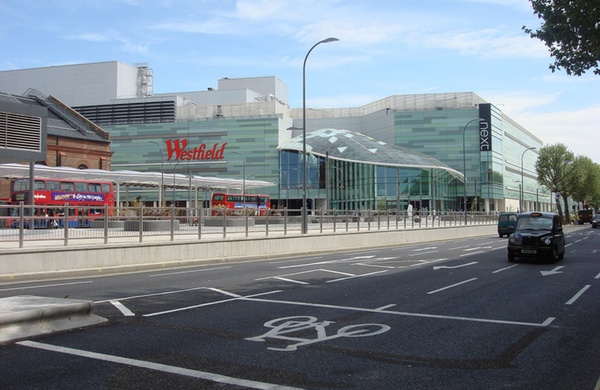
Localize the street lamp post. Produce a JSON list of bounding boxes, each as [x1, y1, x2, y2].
[[520, 146, 537, 212], [148, 141, 164, 206], [462, 118, 486, 225], [302, 37, 339, 234]]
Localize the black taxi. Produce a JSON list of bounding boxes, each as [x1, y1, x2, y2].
[[507, 212, 565, 262]]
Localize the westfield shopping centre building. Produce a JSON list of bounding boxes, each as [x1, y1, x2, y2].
[[0, 61, 550, 213]]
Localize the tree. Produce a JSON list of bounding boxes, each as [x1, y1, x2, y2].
[[523, 0, 600, 76], [535, 144, 574, 223], [566, 156, 600, 210]]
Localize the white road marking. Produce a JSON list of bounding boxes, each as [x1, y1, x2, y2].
[[0, 280, 93, 292], [409, 251, 438, 256], [139, 287, 554, 327], [109, 300, 135, 316], [95, 286, 209, 304], [493, 264, 519, 273], [17, 340, 302, 390], [278, 256, 375, 269], [326, 270, 388, 283], [409, 258, 448, 267], [460, 251, 484, 257], [565, 285, 591, 305], [427, 278, 478, 294], [143, 290, 282, 317], [149, 266, 231, 277], [272, 277, 309, 285], [433, 262, 477, 270]]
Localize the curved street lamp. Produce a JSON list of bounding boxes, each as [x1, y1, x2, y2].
[[520, 146, 537, 212], [302, 37, 339, 234], [462, 118, 486, 224]]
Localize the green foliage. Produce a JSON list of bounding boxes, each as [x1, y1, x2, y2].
[[524, 0, 600, 76], [535, 143, 574, 222]]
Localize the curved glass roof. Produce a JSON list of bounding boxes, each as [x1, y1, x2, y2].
[[279, 128, 464, 180]]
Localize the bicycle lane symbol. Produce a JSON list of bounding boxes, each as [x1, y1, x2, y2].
[[245, 316, 391, 351]]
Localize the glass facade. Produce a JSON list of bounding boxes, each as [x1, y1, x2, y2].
[[104, 117, 281, 203], [279, 128, 462, 212]]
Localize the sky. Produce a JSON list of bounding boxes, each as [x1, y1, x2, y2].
[[1, 0, 598, 163]]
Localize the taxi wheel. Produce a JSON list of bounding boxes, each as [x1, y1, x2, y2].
[[550, 248, 559, 262]]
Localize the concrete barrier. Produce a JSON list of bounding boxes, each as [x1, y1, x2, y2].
[[0, 225, 496, 282], [0, 296, 107, 343]]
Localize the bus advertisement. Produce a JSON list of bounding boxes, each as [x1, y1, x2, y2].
[[9, 177, 116, 228], [211, 192, 271, 216]]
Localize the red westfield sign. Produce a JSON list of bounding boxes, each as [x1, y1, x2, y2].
[[164, 139, 227, 161]]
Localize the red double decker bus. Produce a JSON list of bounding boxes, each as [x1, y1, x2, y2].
[[9, 177, 115, 228], [211, 192, 271, 216]]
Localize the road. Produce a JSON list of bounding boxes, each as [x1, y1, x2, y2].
[[1, 226, 599, 389]]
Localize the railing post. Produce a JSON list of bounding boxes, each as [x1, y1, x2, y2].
[[198, 206, 202, 240], [284, 208, 288, 235], [18, 202, 24, 248], [63, 203, 69, 246], [104, 203, 108, 244], [319, 208, 323, 233], [265, 211, 269, 237], [170, 204, 175, 241], [222, 210, 226, 239], [138, 204, 143, 243], [245, 207, 249, 238]]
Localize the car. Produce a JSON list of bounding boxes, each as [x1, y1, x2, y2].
[[592, 214, 600, 228], [497, 212, 518, 237], [507, 212, 565, 262]]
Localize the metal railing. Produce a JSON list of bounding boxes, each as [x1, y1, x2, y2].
[[0, 205, 497, 249]]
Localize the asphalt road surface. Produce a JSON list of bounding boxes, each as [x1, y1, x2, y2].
[[1, 225, 599, 389]]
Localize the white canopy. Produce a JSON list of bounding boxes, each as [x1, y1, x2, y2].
[[0, 163, 275, 205]]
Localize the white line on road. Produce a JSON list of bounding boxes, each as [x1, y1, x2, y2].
[[149, 266, 232, 277], [460, 251, 484, 257], [0, 280, 93, 292], [427, 278, 478, 294], [109, 300, 135, 316], [17, 341, 302, 390], [493, 264, 519, 273], [565, 285, 591, 305], [433, 262, 477, 270], [272, 277, 309, 285]]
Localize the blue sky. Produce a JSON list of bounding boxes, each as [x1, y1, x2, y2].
[[1, 0, 598, 163]]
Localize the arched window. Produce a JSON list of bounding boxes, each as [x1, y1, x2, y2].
[[78, 164, 88, 169]]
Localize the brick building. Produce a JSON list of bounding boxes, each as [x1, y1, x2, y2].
[[0, 90, 112, 199]]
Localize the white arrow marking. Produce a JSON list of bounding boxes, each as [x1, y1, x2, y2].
[[540, 266, 564, 276], [433, 262, 478, 270]]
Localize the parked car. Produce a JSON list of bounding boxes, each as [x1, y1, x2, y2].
[[592, 214, 600, 228], [497, 212, 518, 238], [507, 212, 565, 262]]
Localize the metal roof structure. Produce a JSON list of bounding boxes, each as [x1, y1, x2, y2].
[[278, 128, 465, 180]]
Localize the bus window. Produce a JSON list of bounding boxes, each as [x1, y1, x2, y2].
[[46, 180, 60, 191], [89, 183, 102, 192], [75, 182, 87, 192], [34, 180, 45, 190], [60, 182, 75, 191], [213, 195, 224, 201], [101, 183, 111, 192], [13, 179, 27, 191]]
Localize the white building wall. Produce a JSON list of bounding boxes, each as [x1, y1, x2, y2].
[[0, 61, 140, 106]]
